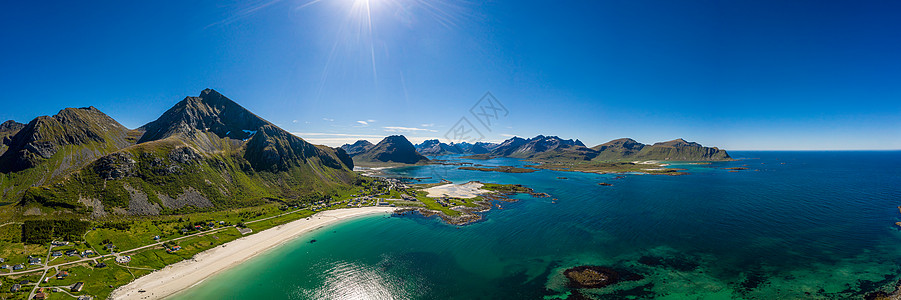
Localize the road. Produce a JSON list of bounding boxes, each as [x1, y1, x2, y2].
[[0, 204, 322, 277]]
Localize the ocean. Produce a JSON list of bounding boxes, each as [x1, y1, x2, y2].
[[171, 151, 901, 299]]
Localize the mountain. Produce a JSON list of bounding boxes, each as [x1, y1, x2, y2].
[[624, 138, 731, 161], [4, 89, 357, 215], [0, 107, 134, 177], [415, 139, 463, 155], [467, 143, 491, 154], [590, 138, 646, 161], [490, 136, 529, 157], [0, 120, 25, 156], [490, 135, 593, 160], [471, 142, 497, 153], [137, 89, 270, 150], [353, 135, 429, 165], [339, 140, 374, 156], [485, 135, 731, 162]]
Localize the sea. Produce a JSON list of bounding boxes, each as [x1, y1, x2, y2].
[[171, 151, 901, 299]]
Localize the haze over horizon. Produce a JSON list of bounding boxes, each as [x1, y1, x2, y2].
[[1, 1, 899, 150]]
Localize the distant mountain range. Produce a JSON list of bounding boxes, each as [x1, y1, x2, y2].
[[412, 140, 495, 156], [0, 89, 356, 216], [477, 135, 731, 162], [343, 135, 729, 165]]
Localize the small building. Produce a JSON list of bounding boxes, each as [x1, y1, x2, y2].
[[51, 241, 69, 246], [166, 245, 182, 253], [51, 251, 62, 257], [0, 264, 8, 269], [12, 264, 24, 270], [153, 235, 160, 241], [77, 296, 93, 300], [105, 244, 115, 250], [95, 262, 106, 268], [10, 283, 20, 292], [65, 250, 77, 256], [28, 257, 41, 265], [72, 282, 84, 292], [19, 280, 29, 285], [34, 291, 47, 299], [0, 257, 4, 262], [57, 271, 69, 279], [82, 250, 95, 257]]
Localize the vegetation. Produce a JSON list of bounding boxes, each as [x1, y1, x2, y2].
[[21, 219, 91, 244]]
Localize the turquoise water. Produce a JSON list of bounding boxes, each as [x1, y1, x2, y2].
[[172, 151, 901, 299]]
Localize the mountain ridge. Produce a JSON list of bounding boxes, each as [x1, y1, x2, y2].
[[1, 89, 358, 217], [351, 135, 429, 165]]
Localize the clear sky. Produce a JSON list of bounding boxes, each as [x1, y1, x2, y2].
[[1, 1, 899, 150]]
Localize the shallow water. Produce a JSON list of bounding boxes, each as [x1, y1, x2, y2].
[[172, 151, 901, 299]]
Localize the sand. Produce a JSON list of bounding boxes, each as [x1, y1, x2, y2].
[[109, 207, 396, 300], [423, 182, 489, 198]]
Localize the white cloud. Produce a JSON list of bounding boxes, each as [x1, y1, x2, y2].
[[356, 120, 369, 126], [367, 119, 376, 123], [383, 126, 438, 132], [292, 120, 298, 123], [500, 134, 518, 137], [322, 118, 334, 122], [421, 123, 435, 127]]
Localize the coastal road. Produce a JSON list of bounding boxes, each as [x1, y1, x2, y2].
[[0, 205, 322, 277]]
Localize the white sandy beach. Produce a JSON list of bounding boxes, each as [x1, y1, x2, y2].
[[110, 207, 396, 300], [423, 182, 488, 198]]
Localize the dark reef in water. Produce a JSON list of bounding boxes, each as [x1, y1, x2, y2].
[[563, 266, 644, 289], [564, 266, 619, 288]]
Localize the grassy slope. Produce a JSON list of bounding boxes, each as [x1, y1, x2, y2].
[[16, 135, 357, 216]]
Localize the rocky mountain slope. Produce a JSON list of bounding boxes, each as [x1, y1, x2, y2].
[[2, 89, 357, 217], [0, 120, 25, 156], [489, 135, 591, 160], [415, 139, 463, 155], [351, 135, 428, 165], [339, 140, 375, 156], [623, 138, 731, 161]]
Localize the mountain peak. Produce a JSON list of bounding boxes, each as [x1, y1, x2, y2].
[[340, 140, 375, 156], [138, 89, 270, 144], [354, 135, 428, 164], [654, 138, 701, 147], [0, 106, 130, 173]]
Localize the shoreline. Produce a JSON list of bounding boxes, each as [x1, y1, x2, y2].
[[109, 207, 397, 300]]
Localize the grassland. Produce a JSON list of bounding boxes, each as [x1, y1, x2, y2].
[[0, 176, 381, 300]]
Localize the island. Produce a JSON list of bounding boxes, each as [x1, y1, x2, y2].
[[390, 181, 545, 225]]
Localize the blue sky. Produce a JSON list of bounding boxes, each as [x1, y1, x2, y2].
[[1, 0, 899, 150]]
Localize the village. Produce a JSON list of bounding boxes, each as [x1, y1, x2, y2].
[[0, 175, 443, 300]]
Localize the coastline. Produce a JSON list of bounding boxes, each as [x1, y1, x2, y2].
[[109, 207, 397, 300]]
